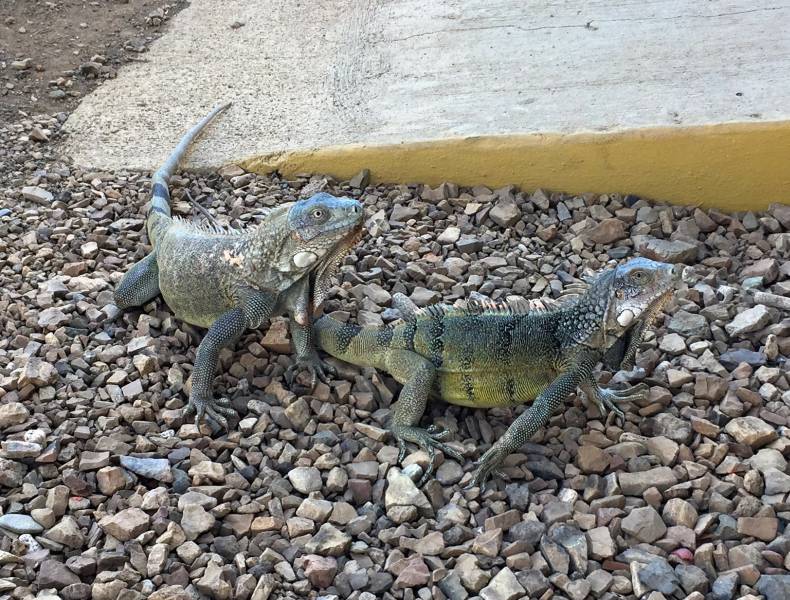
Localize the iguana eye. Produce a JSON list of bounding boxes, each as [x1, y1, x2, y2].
[[312, 208, 325, 219], [632, 270, 646, 282]]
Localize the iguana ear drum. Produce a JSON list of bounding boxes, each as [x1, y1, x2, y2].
[[293, 251, 318, 268]]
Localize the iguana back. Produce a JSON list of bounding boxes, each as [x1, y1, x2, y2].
[[317, 302, 563, 408]]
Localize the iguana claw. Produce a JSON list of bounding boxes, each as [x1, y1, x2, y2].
[[584, 382, 648, 424], [465, 443, 510, 490], [391, 424, 464, 486], [285, 353, 336, 390], [184, 393, 237, 431]]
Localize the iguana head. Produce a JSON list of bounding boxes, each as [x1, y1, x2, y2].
[[575, 257, 677, 350], [267, 192, 364, 311]]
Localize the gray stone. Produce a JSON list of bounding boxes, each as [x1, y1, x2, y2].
[[711, 572, 738, 600], [44, 516, 85, 548], [98, 507, 150, 541], [479, 567, 525, 600], [0, 402, 30, 428], [37, 559, 80, 589], [119, 456, 173, 482], [725, 416, 777, 448], [489, 201, 521, 228], [287, 466, 322, 493], [725, 304, 771, 336], [180, 504, 215, 540], [638, 559, 679, 594], [517, 570, 549, 597], [667, 310, 708, 337], [550, 524, 587, 574], [756, 575, 790, 600], [438, 572, 469, 600], [21, 186, 54, 204], [619, 466, 678, 495], [621, 507, 666, 543], [675, 564, 709, 595], [719, 349, 765, 369], [640, 237, 698, 263], [763, 468, 790, 494], [305, 523, 351, 556], [0, 514, 44, 534]]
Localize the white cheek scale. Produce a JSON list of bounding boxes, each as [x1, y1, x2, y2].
[[293, 251, 318, 268], [617, 308, 638, 327]]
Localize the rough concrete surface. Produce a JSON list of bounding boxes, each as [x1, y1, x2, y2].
[[61, 0, 790, 172]]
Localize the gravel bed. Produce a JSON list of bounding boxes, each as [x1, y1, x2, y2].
[[1, 113, 789, 600]]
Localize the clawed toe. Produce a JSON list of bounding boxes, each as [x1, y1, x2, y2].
[[184, 395, 237, 432], [285, 356, 335, 389], [612, 383, 648, 399], [392, 424, 464, 485], [464, 445, 508, 490], [595, 391, 628, 423]]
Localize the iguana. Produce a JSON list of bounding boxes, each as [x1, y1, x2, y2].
[[315, 257, 678, 486], [114, 103, 365, 429]]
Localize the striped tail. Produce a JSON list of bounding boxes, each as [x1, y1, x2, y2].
[[147, 102, 232, 242], [314, 315, 393, 370]]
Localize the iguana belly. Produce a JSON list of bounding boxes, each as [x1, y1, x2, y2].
[[437, 367, 558, 408], [157, 229, 236, 328]]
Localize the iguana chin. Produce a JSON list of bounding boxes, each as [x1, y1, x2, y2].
[[114, 104, 364, 429], [315, 257, 678, 487]]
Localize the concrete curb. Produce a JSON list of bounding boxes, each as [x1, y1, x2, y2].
[[240, 121, 790, 211]]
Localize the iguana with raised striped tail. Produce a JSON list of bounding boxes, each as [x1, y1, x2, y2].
[[114, 103, 365, 429], [315, 257, 678, 486]]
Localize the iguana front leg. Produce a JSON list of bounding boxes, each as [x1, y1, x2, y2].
[[286, 319, 336, 388], [468, 358, 594, 488], [386, 350, 464, 485], [184, 287, 274, 430], [281, 277, 336, 389]]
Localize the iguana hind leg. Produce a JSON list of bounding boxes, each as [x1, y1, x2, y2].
[[114, 252, 160, 309], [385, 350, 463, 485]]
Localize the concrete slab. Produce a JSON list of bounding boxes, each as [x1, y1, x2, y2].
[[61, 0, 790, 209]]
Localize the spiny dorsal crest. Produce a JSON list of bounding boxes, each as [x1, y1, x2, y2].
[[412, 295, 563, 320], [171, 216, 243, 236]]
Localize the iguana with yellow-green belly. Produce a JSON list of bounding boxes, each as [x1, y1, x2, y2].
[[315, 257, 678, 486]]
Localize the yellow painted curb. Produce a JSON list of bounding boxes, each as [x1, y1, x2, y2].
[[240, 121, 790, 211]]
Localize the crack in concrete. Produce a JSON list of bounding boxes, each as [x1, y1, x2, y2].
[[377, 5, 790, 44]]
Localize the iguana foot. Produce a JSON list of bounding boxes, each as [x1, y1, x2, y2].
[[465, 443, 510, 490], [285, 353, 336, 390], [391, 424, 464, 486], [183, 393, 237, 431], [590, 383, 648, 422], [611, 382, 649, 400]]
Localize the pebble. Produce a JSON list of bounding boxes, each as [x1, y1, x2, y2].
[[119, 456, 173, 482], [0, 514, 44, 534]]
